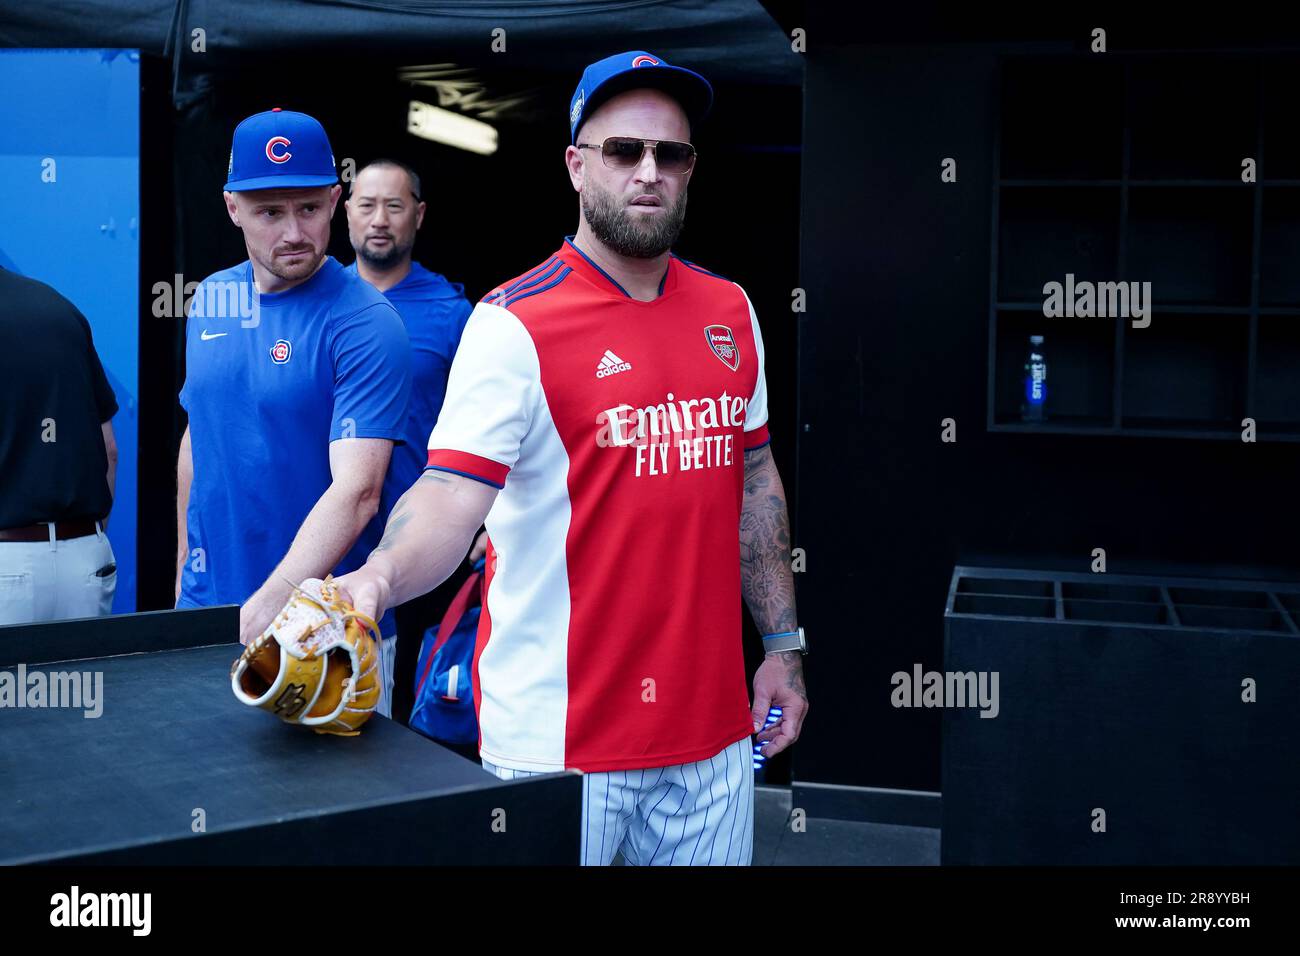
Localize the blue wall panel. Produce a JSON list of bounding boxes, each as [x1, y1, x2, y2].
[[0, 49, 141, 612]]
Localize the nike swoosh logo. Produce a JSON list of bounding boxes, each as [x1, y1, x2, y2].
[[200, 330, 228, 341]]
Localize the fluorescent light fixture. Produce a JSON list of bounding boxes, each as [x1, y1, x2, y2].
[[407, 99, 498, 155]]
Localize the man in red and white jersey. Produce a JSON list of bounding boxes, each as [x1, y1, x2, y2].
[[338, 50, 807, 865]]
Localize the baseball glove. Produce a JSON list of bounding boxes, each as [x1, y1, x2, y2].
[[230, 576, 382, 736]]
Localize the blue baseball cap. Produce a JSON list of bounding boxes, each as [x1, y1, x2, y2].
[[569, 51, 713, 144], [224, 108, 338, 192]]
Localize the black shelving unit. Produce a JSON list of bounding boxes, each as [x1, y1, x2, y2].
[[988, 54, 1300, 441], [942, 566, 1300, 865]]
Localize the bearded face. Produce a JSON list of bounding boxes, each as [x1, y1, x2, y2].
[[231, 186, 337, 285], [580, 175, 688, 259]]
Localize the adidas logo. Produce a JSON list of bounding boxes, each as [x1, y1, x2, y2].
[[596, 349, 632, 378]]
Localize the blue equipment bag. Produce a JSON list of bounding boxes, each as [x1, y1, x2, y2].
[[410, 557, 485, 745]]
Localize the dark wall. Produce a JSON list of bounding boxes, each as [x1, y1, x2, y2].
[[137, 54, 180, 612], [795, 41, 1299, 793]]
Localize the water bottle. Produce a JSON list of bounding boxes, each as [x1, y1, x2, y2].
[[753, 706, 783, 781], [1022, 334, 1048, 422]]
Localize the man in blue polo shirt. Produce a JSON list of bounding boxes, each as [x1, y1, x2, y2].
[[343, 158, 482, 723], [176, 109, 411, 715], [343, 158, 472, 522]]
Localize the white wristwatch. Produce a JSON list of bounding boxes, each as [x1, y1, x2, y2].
[[762, 626, 807, 655]]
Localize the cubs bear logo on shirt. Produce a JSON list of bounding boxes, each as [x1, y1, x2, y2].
[[270, 338, 292, 364]]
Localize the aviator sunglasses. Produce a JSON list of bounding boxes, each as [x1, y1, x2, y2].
[[576, 136, 698, 174]]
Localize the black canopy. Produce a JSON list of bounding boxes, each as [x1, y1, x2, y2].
[[1, 0, 801, 105]]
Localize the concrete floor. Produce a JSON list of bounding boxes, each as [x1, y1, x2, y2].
[[612, 785, 941, 866], [751, 785, 941, 866]]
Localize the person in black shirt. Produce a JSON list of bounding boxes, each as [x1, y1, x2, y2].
[[0, 267, 119, 624]]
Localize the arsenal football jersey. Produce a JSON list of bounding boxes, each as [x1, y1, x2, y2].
[[426, 237, 771, 773]]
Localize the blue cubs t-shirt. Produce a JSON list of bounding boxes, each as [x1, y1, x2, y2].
[[345, 260, 472, 515], [178, 256, 411, 633]]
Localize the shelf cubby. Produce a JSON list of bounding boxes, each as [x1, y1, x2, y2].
[[1126, 188, 1253, 307], [1259, 186, 1300, 305], [1127, 58, 1258, 180], [997, 187, 1120, 302], [999, 58, 1124, 180], [1255, 315, 1300, 430], [993, 311, 1114, 427], [1121, 313, 1249, 428], [989, 53, 1300, 442]]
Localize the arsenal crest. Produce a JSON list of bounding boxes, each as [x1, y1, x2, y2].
[[704, 325, 739, 371]]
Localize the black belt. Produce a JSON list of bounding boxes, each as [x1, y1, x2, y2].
[[0, 521, 99, 543]]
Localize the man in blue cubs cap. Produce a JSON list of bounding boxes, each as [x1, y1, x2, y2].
[[565, 50, 713, 264], [568, 50, 714, 145], [336, 51, 807, 865], [176, 108, 412, 716]]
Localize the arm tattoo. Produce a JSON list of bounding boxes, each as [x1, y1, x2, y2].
[[373, 469, 456, 554], [373, 510, 412, 553], [740, 445, 798, 637], [769, 650, 807, 697]]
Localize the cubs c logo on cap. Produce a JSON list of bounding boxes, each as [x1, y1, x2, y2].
[[265, 137, 292, 164], [568, 51, 712, 145], [270, 339, 292, 364]]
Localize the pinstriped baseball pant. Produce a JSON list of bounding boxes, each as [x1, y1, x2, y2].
[[481, 734, 754, 866]]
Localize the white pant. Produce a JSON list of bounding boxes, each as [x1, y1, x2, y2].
[[0, 525, 116, 626], [376, 633, 396, 719], [482, 735, 754, 866]]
